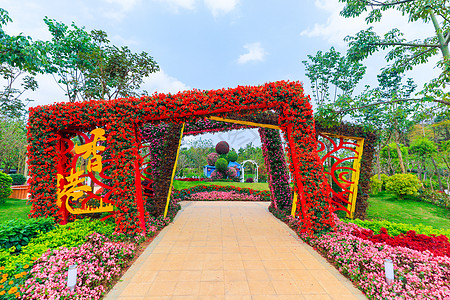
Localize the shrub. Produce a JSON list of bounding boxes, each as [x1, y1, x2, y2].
[[385, 173, 421, 199], [246, 177, 254, 183], [417, 189, 450, 208], [0, 218, 116, 274], [0, 218, 56, 251], [206, 152, 219, 166], [215, 141, 230, 154], [210, 170, 225, 180], [8, 174, 26, 186], [344, 218, 450, 238], [370, 175, 382, 195], [0, 171, 13, 201], [215, 158, 228, 172], [380, 173, 389, 190], [226, 167, 237, 178], [226, 150, 238, 162]]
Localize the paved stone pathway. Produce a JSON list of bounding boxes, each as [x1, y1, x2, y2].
[[106, 201, 367, 299]]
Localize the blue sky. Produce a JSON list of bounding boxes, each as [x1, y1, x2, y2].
[[1, 0, 440, 148]]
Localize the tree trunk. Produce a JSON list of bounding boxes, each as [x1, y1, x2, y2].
[[430, 156, 444, 191], [376, 148, 382, 192], [394, 131, 406, 174]]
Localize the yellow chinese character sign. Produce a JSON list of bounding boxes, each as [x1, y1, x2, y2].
[[56, 128, 114, 222]]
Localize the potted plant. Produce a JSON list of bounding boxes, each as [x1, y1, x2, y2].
[[8, 174, 28, 199]]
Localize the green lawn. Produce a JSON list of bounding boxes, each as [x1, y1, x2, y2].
[[173, 180, 269, 191], [0, 198, 31, 223], [367, 191, 450, 230]]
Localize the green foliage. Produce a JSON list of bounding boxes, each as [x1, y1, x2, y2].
[[385, 174, 421, 199], [344, 218, 450, 239], [0, 218, 115, 274], [42, 17, 159, 102], [0, 218, 55, 251], [369, 175, 382, 195], [380, 143, 409, 172], [380, 173, 389, 190], [226, 150, 238, 162], [340, 0, 450, 103], [410, 137, 437, 157], [0, 9, 45, 118], [0, 171, 12, 201], [417, 189, 450, 208], [0, 119, 28, 175], [8, 174, 26, 186], [302, 47, 366, 122], [215, 158, 228, 172]]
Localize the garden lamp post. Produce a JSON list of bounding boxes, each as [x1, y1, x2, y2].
[[384, 259, 394, 285], [67, 264, 78, 291]]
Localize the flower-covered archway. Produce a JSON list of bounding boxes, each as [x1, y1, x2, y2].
[[240, 160, 259, 182], [27, 81, 334, 235]]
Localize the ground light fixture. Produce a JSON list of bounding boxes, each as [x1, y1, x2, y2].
[[384, 259, 394, 285], [67, 264, 78, 291]]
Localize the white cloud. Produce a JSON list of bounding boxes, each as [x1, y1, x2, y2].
[[104, 0, 140, 12], [157, 0, 196, 11], [237, 42, 267, 64], [103, 0, 140, 20], [141, 69, 190, 94], [203, 0, 239, 16], [301, 0, 435, 48]]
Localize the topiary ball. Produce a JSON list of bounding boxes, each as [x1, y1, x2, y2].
[[215, 158, 228, 172], [226, 151, 238, 162], [245, 177, 254, 183], [207, 152, 219, 166], [226, 167, 237, 178], [215, 141, 230, 155], [211, 170, 225, 181]]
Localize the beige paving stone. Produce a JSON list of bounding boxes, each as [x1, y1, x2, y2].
[[245, 269, 270, 281], [271, 280, 301, 295], [105, 202, 366, 300], [201, 270, 224, 282], [173, 281, 201, 296], [199, 281, 225, 296], [247, 280, 277, 295]]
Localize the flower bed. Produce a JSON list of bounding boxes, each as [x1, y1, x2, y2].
[[189, 191, 261, 201], [0, 202, 181, 299], [270, 207, 450, 299], [21, 233, 136, 299], [172, 185, 270, 202], [175, 178, 207, 182]]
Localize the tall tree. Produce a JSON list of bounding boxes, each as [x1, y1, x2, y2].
[[43, 18, 159, 102], [302, 47, 366, 122], [340, 0, 450, 105], [0, 8, 44, 118]]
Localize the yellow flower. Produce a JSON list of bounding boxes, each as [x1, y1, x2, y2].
[[8, 286, 18, 294], [8, 280, 13, 285], [0, 278, 6, 284], [15, 291, 20, 298], [23, 265, 29, 269], [0, 284, 3, 289], [0, 290, 5, 295], [1, 273, 7, 278], [0, 266, 4, 270], [14, 274, 22, 279]]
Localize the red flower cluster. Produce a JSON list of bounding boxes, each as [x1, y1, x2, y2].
[[352, 227, 450, 257]]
